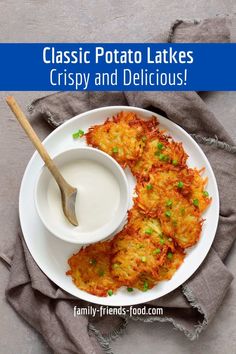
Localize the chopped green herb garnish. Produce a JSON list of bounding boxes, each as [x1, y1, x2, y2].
[[112, 147, 119, 153], [153, 248, 161, 255], [172, 220, 177, 226], [159, 153, 165, 161], [154, 151, 160, 156], [142, 136, 147, 142], [172, 159, 178, 166], [112, 263, 119, 269], [203, 191, 209, 197], [89, 259, 97, 265], [143, 281, 149, 292], [98, 270, 105, 277], [107, 290, 113, 296], [127, 287, 133, 292], [160, 239, 165, 245], [166, 199, 173, 207], [165, 210, 171, 217], [145, 228, 153, 235], [157, 142, 164, 150], [180, 208, 185, 215], [159, 153, 169, 161], [141, 256, 147, 263], [163, 155, 169, 162], [167, 252, 173, 260], [72, 129, 84, 139], [177, 181, 184, 188], [146, 184, 153, 191], [193, 198, 199, 207]]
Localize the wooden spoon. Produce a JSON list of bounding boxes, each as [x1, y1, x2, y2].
[[6, 96, 78, 226]]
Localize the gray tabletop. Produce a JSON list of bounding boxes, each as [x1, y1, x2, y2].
[[0, 1, 236, 353]]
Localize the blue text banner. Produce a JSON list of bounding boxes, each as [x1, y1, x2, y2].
[[0, 43, 235, 91]]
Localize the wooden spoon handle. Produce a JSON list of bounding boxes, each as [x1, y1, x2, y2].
[[6, 96, 66, 188]]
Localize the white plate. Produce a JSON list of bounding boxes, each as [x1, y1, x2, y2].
[[19, 106, 219, 306]]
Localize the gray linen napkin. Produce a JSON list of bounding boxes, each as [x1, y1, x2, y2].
[[3, 18, 236, 354]]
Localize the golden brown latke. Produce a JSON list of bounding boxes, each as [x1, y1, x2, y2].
[[132, 247, 185, 290], [140, 167, 194, 197], [131, 272, 157, 292], [116, 207, 177, 291], [127, 206, 175, 252], [149, 166, 211, 211], [86, 111, 158, 168], [159, 191, 203, 248], [157, 247, 185, 281], [131, 130, 188, 178], [135, 180, 203, 248], [67, 241, 120, 297], [134, 166, 210, 215], [111, 228, 168, 285], [189, 168, 211, 213]]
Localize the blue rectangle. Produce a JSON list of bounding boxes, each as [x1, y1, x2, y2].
[[0, 43, 235, 91]]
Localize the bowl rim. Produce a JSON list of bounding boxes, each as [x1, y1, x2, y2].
[[34, 146, 129, 244]]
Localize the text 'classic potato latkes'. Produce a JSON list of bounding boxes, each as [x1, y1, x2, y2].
[[67, 111, 211, 296]]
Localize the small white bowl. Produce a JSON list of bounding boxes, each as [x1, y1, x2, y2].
[[35, 147, 129, 244]]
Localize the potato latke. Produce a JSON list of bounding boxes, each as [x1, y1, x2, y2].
[[67, 111, 211, 296], [86, 111, 158, 168], [67, 241, 120, 297], [111, 228, 168, 284], [131, 130, 188, 178]]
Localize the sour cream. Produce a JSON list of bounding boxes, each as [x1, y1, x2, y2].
[[46, 159, 121, 233]]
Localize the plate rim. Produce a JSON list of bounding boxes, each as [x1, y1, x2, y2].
[[19, 105, 220, 306]]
